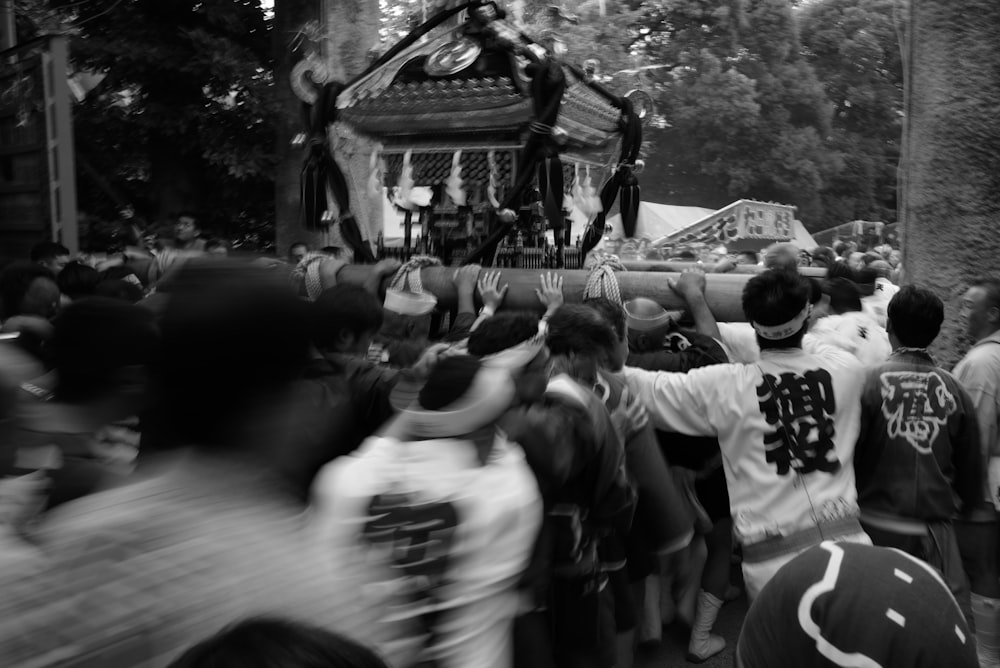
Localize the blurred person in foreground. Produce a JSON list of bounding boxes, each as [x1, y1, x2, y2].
[[168, 617, 389, 668], [1, 297, 158, 539], [853, 286, 980, 625], [623, 269, 871, 601], [0, 263, 62, 486], [0, 262, 61, 362], [954, 277, 1000, 667], [312, 355, 542, 668], [0, 260, 382, 667], [736, 541, 977, 667]]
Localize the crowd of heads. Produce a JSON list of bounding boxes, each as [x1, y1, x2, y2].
[[1, 226, 995, 668]]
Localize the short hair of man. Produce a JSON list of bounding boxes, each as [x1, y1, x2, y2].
[[886, 285, 943, 349], [584, 297, 626, 340], [57, 261, 101, 300], [0, 261, 56, 319], [51, 297, 159, 402], [546, 304, 617, 359], [310, 285, 384, 350], [30, 241, 69, 263], [824, 278, 862, 314], [166, 616, 390, 668], [809, 247, 836, 269], [826, 262, 856, 282], [419, 355, 480, 410], [742, 269, 812, 349], [467, 311, 540, 357], [969, 277, 1000, 312]]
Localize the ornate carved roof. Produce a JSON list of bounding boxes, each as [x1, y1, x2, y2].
[[335, 5, 625, 157]]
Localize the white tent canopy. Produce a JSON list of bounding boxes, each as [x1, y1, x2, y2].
[[604, 202, 716, 241], [788, 219, 819, 250]]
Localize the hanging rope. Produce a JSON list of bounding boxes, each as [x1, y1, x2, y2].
[[582, 256, 626, 304], [388, 255, 443, 294]]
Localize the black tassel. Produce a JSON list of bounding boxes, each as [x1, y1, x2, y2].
[[620, 169, 640, 239], [539, 156, 564, 233], [580, 223, 603, 257]]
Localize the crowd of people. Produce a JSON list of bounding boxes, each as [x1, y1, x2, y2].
[[0, 220, 995, 668]]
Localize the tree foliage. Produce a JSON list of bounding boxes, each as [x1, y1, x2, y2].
[[16, 0, 278, 250], [798, 0, 903, 228], [12, 0, 901, 248]]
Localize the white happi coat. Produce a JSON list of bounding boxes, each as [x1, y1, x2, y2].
[[805, 311, 892, 367], [623, 340, 865, 546], [311, 434, 541, 668]]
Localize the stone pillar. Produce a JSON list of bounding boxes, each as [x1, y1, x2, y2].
[[274, 0, 381, 257], [901, 0, 1000, 365]]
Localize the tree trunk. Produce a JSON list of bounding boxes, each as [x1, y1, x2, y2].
[[325, 0, 381, 255], [274, 0, 322, 257], [901, 0, 1000, 366], [274, 0, 381, 258]]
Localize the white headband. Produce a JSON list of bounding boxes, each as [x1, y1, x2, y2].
[[384, 288, 437, 316], [624, 300, 684, 333], [400, 366, 516, 438], [752, 303, 811, 340]]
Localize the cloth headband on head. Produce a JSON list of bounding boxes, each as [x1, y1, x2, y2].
[[384, 288, 437, 316], [480, 321, 547, 372], [752, 303, 811, 340], [400, 366, 516, 439], [624, 305, 683, 332]]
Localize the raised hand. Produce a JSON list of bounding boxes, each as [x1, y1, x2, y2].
[[477, 270, 509, 312], [535, 272, 565, 317]]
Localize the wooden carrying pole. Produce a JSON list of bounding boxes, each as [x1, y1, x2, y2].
[[337, 265, 765, 322], [618, 261, 827, 278]]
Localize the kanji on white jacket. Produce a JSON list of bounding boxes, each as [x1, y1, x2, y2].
[[805, 311, 892, 367], [861, 278, 900, 328], [311, 434, 542, 668], [623, 343, 865, 547]]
